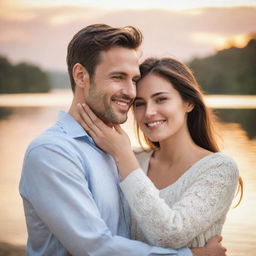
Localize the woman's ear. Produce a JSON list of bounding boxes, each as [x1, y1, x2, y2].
[[186, 101, 194, 113], [73, 63, 90, 89]]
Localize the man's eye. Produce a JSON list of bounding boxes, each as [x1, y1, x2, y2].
[[112, 76, 122, 80]]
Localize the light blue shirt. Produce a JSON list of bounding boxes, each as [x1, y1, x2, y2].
[[19, 111, 191, 256]]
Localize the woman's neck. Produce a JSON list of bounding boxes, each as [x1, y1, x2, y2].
[[156, 127, 203, 165]]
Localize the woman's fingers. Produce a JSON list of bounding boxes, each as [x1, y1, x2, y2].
[[207, 235, 223, 244], [77, 103, 132, 158], [78, 103, 98, 131], [113, 124, 126, 135], [82, 103, 110, 131], [77, 104, 98, 137], [113, 124, 122, 133]]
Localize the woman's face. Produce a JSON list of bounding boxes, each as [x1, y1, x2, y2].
[[133, 73, 192, 143]]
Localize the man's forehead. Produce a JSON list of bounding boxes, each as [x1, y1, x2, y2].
[[100, 46, 139, 62], [97, 47, 140, 74]]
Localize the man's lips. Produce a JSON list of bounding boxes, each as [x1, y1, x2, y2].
[[113, 100, 129, 106], [112, 97, 133, 108]]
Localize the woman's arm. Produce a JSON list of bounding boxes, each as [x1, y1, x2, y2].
[[120, 157, 239, 248]]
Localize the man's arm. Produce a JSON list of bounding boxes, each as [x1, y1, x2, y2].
[[191, 236, 227, 256], [20, 142, 191, 256]]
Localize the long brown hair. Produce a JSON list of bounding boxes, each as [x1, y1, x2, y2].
[[134, 57, 243, 206], [136, 57, 219, 152]]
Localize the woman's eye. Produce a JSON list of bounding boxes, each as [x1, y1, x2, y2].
[[156, 97, 168, 103], [133, 101, 145, 107]]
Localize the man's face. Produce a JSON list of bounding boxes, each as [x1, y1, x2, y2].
[[86, 46, 140, 125]]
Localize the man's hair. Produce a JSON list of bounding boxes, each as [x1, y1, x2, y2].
[[66, 24, 143, 92]]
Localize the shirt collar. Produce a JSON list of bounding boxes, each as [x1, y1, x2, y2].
[[56, 111, 94, 144]]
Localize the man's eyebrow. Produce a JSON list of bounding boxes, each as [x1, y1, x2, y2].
[[109, 72, 141, 81], [109, 71, 127, 76]]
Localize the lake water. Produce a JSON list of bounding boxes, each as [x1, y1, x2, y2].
[[0, 91, 255, 255]]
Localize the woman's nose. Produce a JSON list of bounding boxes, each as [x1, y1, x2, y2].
[[145, 103, 157, 117]]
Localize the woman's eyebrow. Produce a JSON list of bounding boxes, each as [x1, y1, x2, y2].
[[152, 92, 169, 97], [135, 92, 169, 101]]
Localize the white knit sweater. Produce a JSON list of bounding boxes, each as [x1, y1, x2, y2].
[[120, 151, 239, 249]]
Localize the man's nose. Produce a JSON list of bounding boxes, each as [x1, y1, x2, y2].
[[122, 81, 136, 99]]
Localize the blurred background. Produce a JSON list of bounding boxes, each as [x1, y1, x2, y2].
[[0, 0, 255, 255]]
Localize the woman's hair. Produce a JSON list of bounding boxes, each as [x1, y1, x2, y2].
[[135, 57, 219, 152], [134, 57, 243, 206]]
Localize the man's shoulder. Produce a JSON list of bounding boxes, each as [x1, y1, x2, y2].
[[26, 125, 76, 154]]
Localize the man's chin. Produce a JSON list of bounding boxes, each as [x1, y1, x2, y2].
[[112, 111, 129, 124], [98, 112, 127, 126], [111, 115, 128, 125]]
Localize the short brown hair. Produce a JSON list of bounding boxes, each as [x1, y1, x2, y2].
[[66, 24, 143, 92]]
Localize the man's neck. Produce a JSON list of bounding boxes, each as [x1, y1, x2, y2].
[[68, 97, 84, 123]]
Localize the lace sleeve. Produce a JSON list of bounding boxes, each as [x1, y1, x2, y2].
[[119, 157, 239, 249]]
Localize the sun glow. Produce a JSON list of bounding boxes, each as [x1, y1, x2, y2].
[[191, 32, 252, 50], [218, 34, 254, 50]]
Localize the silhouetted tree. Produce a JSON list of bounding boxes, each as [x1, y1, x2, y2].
[[0, 56, 51, 93], [188, 38, 256, 94]]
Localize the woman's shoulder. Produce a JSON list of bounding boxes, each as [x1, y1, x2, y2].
[[202, 152, 239, 177], [207, 152, 238, 166]]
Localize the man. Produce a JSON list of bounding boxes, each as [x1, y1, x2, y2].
[[19, 24, 226, 256]]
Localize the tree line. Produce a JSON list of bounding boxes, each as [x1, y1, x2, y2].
[[188, 38, 256, 94], [0, 37, 255, 94], [0, 56, 50, 93]]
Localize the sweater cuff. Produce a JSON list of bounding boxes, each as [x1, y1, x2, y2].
[[120, 168, 144, 188], [120, 168, 159, 198]]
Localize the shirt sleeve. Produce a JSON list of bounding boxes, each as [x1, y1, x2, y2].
[[20, 142, 191, 256], [120, 158, 239, 249]]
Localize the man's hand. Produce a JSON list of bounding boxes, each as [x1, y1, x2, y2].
[[191, 235, 227, 256]]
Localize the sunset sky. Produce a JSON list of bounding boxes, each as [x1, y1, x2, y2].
[[0, 0, 256, 71]]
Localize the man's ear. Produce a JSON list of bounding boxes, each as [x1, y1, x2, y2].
[[73, 63, 90, 89]]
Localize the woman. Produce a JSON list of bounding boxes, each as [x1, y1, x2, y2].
[[77, 57, 242, 249]]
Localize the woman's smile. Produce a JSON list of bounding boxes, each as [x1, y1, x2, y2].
[[145, 120, 166, 128]]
